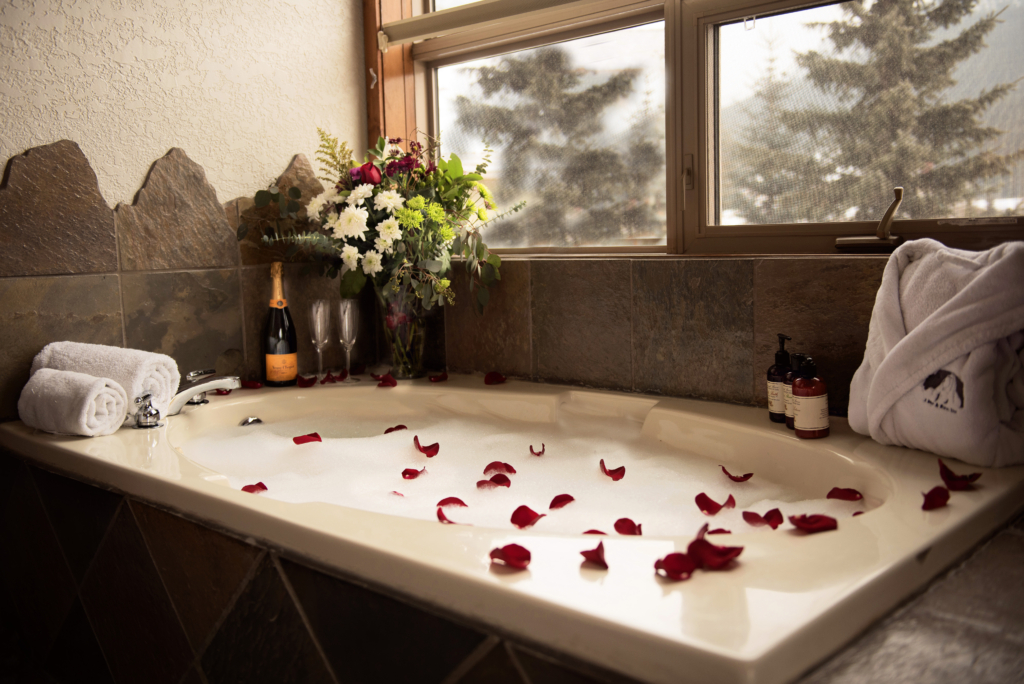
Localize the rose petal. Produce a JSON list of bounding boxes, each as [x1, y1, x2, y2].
[[377, 373, 398, 388], [707, 528, 731, 535], [852, 511, 864, 517], [490, 543, 530, 569], [510, 505, 545, 529], [390, 491, 404, 497], [484, 371, 506, 385], [370, 372, 383, 380], [530, 444, 545, 456], [336, 369, 348, 381], [414, 436, 440, 457], [655, 552, 697, 581], [580, 541, 608, 569], [241, 482, 267, 493], [696, 492, 733, 516], [215, 388, 232, 395], [297, 375, 317, 388], [614, 518, 642, 535], [293, 432, 322, 445], [477, 474, 511, 489], [437, 497, 468, 508], [320, 371, 337, 384], [583, 530, 607, 535], [384, 424, 408, 434], [549, 494, 575, 510], [429, 371, 448, 383], [402, 467, 426, 480], [724, 494, 736, 509], [687, 538, 743, 570], [938, 459, 981, 491], [827, 487, 864, 501], [437, 507, 467, 524], [483, 461, 517, 476], [922, 486, 950, 510], [240, 380, 263, 389], [599, 459, 625, 481], [721, 466, 753, 482], [743, 508, 783, 529], [789, 514, 838, 533]]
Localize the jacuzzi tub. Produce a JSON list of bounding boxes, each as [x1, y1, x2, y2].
[[2, 375, 1022, 684]]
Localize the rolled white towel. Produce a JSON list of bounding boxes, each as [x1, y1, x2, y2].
[[31, 341, 180, 424], [18, 369, 128, 437]]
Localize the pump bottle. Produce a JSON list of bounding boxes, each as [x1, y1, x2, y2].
[[767, 334, 791, 423], [793, 356, 829, 439], [784, 352, 807, 430]]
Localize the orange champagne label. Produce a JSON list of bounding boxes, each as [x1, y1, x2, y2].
[[266, 353, 297, 381], [269, 298, 288, 309]]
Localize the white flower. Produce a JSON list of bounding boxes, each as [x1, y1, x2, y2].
[[346, 183, 374, 207], [335, 206, 369, 240], [374, 236, 393, 254], [377, 217, 402, 242], [324, 211, 342, 236], [384, 139, 403, 158], [362, 250, 383, 276], [374, 189, 404, 214], [305, 190, 331, 222], [341, 244, 361, 271]]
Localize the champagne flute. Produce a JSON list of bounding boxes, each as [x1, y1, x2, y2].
[[309, 299, 331, 381], [337, 299, 360, 384]]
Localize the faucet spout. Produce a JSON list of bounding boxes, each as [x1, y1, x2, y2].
[[168, 376, 241, 415]]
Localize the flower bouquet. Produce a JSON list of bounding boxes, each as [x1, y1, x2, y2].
[[265, 130, 523, 378]]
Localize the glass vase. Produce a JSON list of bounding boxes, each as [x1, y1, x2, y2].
[[375, 282, 429, 379]]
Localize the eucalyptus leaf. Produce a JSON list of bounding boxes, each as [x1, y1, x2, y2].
[[268, 185, 280, 194], [287, 200, 301, 214], [288, 187, 302, 200], [476, 286, 489, 308], [486, 253, 502, 269], [338, 268, 366, 299], [254, 190, 272, 208], [236, 223, 249, 241], [420, 259, 442, 273]]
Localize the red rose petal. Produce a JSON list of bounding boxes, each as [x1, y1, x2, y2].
[[241, 482, 267, 493], [477, 474, 511, 489], [922, 486, 950, 510], [293, 432, 322, 445], [483, 461, 516, 476], [600, 459, 625, 481], [724, 494, 736, 509], [437, 507, 468, 524], [437, 497, 468, 508], [721, 466, 753, 482], [402, 467, 426, 480], [320, 371, 337, 384], [789, 514, 838, 533], [215, 388, 232, 395], [337, 369, 349, 381], [297, 375, 317, 388], [655, 552, 697, 581], [614, 518, 642, 535], [696, 492, 734, 516], [390, 491, 404, 497], [530, 444, 545, 456], [743, 508, 784, 529], [377, 373, 398, 388], [240, 380, 263, 389], [429, 371, 448, 383], [583, 530, 607, 535], [549, 494, 575, 510], [580, 541, 608, 569], [384, 424, 408, 434], [490, 543, 530, 569], [852, 511, 864, 516], [707, 528, 731, 535], [687, 537, 743, 570], [827, 487, 864, 501], [938, 459, 981, 491], [511, 505, 545, 529], [414, 435, 440, 457], [484, 371, 506, 385], [370, 372, 383, 380]]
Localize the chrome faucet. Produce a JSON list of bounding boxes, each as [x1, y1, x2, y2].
[[168, 372, 241, 416]]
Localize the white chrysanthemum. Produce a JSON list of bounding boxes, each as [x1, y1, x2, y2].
[[362, 250, 383, 276], [305, 190, 332, 222], [324, 211, 342, 236], [346, 183, 374, 207], [377, 217, 402, 242], [336, 206, 369, 240], [374, 237, 393, 254], [341, 244, 360, 272], [373, 189, 404, 214]]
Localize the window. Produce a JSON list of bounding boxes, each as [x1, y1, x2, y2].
[[374, 0, 1023, 253]]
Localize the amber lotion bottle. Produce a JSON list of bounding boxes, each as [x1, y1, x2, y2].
[[784, 352, 808, 430], [265, 262, 298, 387], [793, 357, 829, 439], [767, 333, 792, 423]]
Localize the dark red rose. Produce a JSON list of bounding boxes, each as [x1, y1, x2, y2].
[[358, 161, 382, 185]]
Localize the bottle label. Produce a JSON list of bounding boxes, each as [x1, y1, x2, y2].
[[266, 353, 297, 382], [768, 381, 785, 413], [784, 383, 794, 418], [793, 393, 829, 431], [269, 298, 288, 309]]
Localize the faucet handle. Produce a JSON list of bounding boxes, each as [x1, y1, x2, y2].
[[133, 393, 163, 429], [185, 369, 217, 382]]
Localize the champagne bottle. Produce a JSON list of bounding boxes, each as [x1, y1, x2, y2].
[[265, 262, 298, 386]]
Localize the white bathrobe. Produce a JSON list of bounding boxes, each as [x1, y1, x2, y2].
[[848, 238, 1024, 467]]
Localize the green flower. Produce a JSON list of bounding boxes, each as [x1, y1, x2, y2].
[[395, 207, 423, 229], [438, 224, 455, 242], [434, 278, 451, 293], [426, 202, 446, 224], [406, 196, 426, 210], [477, 207, 488, 221], [472, 181, 493, 201]]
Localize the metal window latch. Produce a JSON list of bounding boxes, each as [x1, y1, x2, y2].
[[134, 392, 163, 429], [378, 30, 389, 53], [836, 187, 904, 250]]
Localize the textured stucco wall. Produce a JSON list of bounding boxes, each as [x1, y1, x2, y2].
[[0, 0, 366, 204]]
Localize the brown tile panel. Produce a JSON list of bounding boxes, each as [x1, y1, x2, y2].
[[116, 148, 239, 271], [121, 270, 243, 379], [80, 505, 193, 684], [45, 599, 114, 684], [753, 257, 885, 413], [632, 260, 755, 403], [513, 645, 642, 684], [458, 641, 526, 684], [202, 555, 333, 684], [279, 557, 487, 684], [0, 140, 117, 277], [0, 274, 123, 421], [131, 502, 261, 652], [31, 468, 122, 585], [240, 265, 377, 382], [531, 260, 631, 389], [0, 461, 77, 659], [445, 260, 532, 378]]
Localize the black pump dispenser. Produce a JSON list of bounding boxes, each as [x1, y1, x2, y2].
[[775, 334, 791, 366], [767, 334, 793, 423], [800, 357, 817, 379]]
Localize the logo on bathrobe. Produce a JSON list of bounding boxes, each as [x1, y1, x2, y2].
[[922, 370, 964, 413]]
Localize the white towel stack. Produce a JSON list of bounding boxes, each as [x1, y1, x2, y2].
[[18, 369, 128, 437]]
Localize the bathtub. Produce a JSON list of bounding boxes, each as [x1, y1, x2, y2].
[[2, 375, 1022, 684]]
